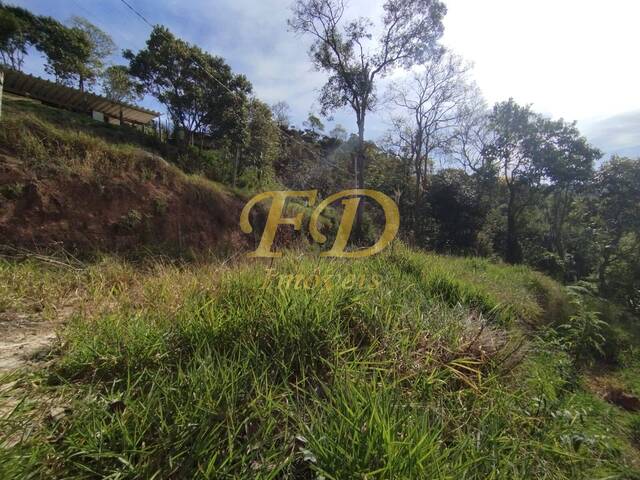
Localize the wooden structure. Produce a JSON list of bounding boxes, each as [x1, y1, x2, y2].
[[0, 68, 159, 125]]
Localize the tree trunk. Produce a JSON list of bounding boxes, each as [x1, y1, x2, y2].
[[505, 188, 522, 263], [232, 145, 240, 188], [0, 70, 4, 120], [353, 116, 366, 242]]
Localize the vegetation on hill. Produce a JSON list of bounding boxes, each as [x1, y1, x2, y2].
[[1, 1, 639, 478], [2, 0, 640, 315], [1, 246, 639, 478], [0, 96, 260, 254]]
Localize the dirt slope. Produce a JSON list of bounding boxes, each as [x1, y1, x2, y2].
[[0, 103, 264, 254], [0, 153, 256, 253]]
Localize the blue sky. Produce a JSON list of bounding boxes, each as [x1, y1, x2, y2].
[[11, 0, 640, 158]]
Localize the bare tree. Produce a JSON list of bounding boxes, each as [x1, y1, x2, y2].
[[289, 0, 447, 236], [271, 101, 291, 128], [388, 53, 472, 207], [329, 123, 348, 141], [451, 91, 494, 174]]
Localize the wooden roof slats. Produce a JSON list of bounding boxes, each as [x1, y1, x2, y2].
[[1, 69, 159, 124]]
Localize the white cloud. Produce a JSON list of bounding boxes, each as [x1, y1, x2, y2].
[[442, 0, 640, 122], [13, 0, 640, 154]]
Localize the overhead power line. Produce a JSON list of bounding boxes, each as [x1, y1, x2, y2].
[[118, 0, 238, 97], [115, 0, 332, 170]]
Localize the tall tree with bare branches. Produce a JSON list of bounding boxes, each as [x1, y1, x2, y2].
[[288, 0, 446, 237], [388, 53, 471, 211]]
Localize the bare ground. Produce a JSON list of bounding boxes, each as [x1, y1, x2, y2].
[[0, 312, 61, 373]]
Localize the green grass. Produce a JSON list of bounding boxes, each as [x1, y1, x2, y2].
[[1, 246, 638, 478], [0, 96, 240, 191], [1, 94, 168, 156], [0, 95, 262, 188]]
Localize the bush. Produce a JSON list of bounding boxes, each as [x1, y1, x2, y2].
[[556, 285, 608, 366]]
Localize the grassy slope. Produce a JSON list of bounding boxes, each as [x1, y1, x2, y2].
[[0, 95, 638, 478], [1, 246, 638, 479], [0, 96, 254, 254]]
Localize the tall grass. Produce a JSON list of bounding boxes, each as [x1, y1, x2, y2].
[[0, 102, 234, 208], [0, 247, 637, 478]]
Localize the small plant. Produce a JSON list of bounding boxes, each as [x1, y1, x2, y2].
[[118, 209, 143, 231], [556, 284, 608, 366], [0, 183, 24, 200], [153, 196, 168, 216]]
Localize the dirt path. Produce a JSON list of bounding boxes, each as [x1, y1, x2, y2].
[[0, 311, 66, 373]]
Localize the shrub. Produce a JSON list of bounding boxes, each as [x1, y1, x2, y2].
[[556, 285, 608, 366]]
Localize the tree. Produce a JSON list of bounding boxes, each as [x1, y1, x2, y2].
[[289, 0, 447, 236], [125, 26, 252, 146], [532, 117, 600, 259], [483, 100, 539, 263], [34, 16, 115, 91], [101, 65, 141, 103], [67, 16, 115, 91], [36, 17, 93, 89], [388, 53, 472, 212], [424, 169, 485, 253], [0, 4, 36, 70], [452, 93, 494, 175], [450, 94, 500, 216], [271, 101, 291, 128], [485, 99, 599, 264], [241, 98, 281, 180], [329, 123, 347, 141], [303, 113, 324, 134], [592, 157, 640, 290]]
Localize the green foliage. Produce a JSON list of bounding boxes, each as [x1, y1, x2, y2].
[[124, 26, 252, 146], [117, 209, 143, 231], [36, 17, 92, 90], [592, 157, 640, 297], [0, 8, 114, 90], [101, 65, 141, 103], [302, 113, 324, 137], [242, 98, 280, 173], [66, 16, 115, 90], [555, 285, 608, 366], [0, 3, 35, 69], [0, 182, 23, 199], [422, 169, 486, 253], [485, 99, 600, 264]]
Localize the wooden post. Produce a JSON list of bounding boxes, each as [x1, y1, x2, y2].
[[0, 70, 4, 120]]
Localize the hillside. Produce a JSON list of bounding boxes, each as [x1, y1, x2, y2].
[[1, 86, 639, 480], [2, 1, 640, 478], [0, 245, 639, 478], [0, 96, 257, 254]]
